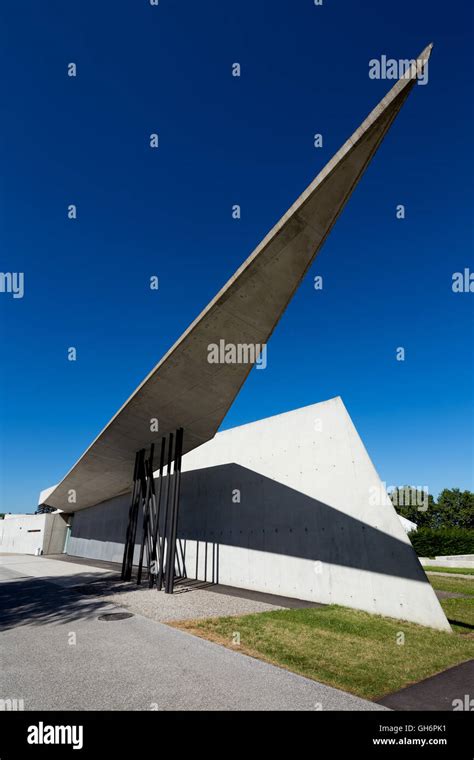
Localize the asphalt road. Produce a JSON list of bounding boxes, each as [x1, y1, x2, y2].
[[0, 556, 385, 711]]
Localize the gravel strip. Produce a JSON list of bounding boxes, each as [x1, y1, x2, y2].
[[98, 582, 285, 622]]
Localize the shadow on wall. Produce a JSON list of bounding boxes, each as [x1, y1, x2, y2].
[[70, 463, 428, 584], [183, 538, 220, 585]]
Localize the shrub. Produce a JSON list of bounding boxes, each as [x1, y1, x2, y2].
[[409, 527, 474, 557]]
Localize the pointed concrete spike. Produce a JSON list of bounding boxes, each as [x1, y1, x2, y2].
[[44, 48, 433, 511]]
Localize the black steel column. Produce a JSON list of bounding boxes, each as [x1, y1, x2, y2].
[[165, 427, 183, 594], [157, 433, 174, 592], [122, 429, 185, 593], [150, 437, 165, 588], [127, 449, 145, 579], [137, 444, 154, 585], [145, 452, 156, 577], [122, 449, 145, 581]]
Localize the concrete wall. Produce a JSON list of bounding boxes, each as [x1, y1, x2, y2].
[[420, 556, 474, 569], [67, 493, 131, 564], [42, 513, 69, 554], [399, 515, 417, 533], [67, 398, 450, 630], [0, 513, 68, 555]]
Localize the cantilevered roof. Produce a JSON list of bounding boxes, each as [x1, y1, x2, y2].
[[43, 45, 432, 511]]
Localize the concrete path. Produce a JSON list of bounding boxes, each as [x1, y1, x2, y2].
[[378, 660, 474, 711], [427, 571, 474, 580], [0, 554, 320, 622], [435, 590, 470, 600], [0, 555, 385, 711], [0, 553, 114, 587]]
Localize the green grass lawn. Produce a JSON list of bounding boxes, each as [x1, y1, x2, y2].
[[427, 573, 474, 597], [424, 566, 474, 575], [173, 578, 474, 701], [440, 597, 474, 633]]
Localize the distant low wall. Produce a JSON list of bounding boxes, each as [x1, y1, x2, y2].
[[420, 555, 474, 569]]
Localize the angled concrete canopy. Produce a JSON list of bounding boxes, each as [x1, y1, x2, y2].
[[43, 45, 432, 512]]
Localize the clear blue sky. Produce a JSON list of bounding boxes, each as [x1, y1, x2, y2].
[[1, 0, 473, 513]]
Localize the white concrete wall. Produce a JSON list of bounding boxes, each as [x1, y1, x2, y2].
[[0, 513, 68, 555], [42, 513, 69, 554], [420, 556, 474, 569], [399, 515, 417, 533], [67, 398, 450, 630], [0, 514, 47, 554]]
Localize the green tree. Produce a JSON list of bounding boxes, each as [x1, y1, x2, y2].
[[391, 487, 474, 529], [434, 489, 474, 529], [389, 486, 434, 527], [35, 505, 55, 515]]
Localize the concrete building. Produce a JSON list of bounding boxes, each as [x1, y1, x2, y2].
[[36, 45, 449, 630], [64, 398, 449, 630], [40, 43, 433, 514], [0, 512, 68, 555]]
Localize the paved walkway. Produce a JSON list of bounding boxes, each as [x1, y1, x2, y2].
[[1, 553, 321, 622], [426, 571, 474, 580], [435, 589, 470, 600], [378, 660, 474, 711], [0, 555, 385, 711]]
